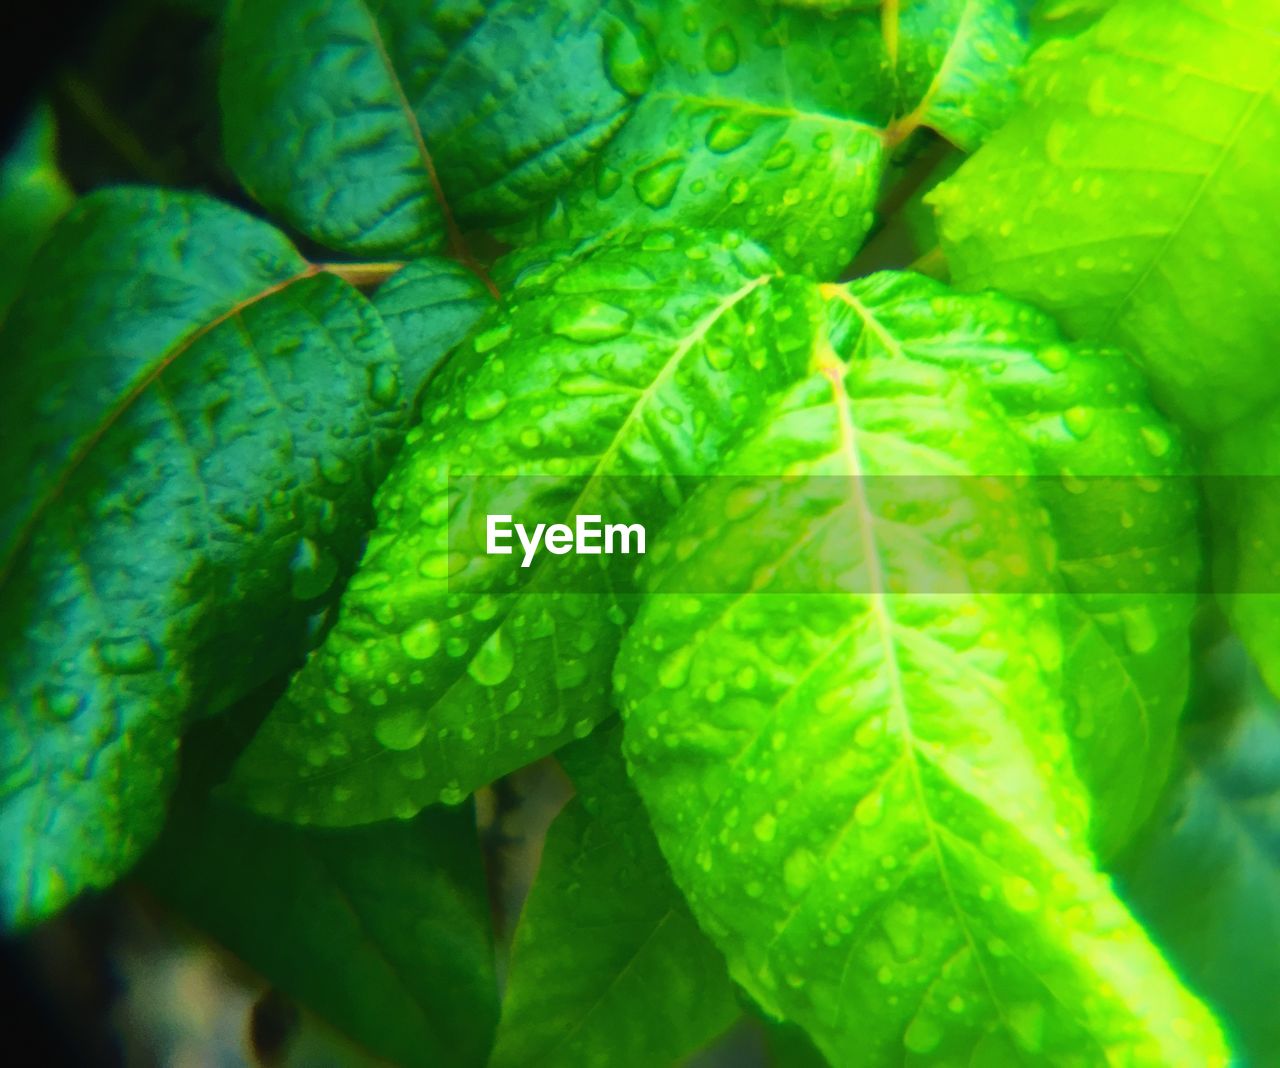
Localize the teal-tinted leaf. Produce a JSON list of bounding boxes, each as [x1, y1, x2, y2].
[[834, 272, 1201, 854], [930, 0, 1280, 431], [524, 0, 893, 277], [889, 0, 1029, 151], [371, 257, 496, 393], [221, 0, 647, 258], [532, 0, 1026, 275], [616, 285, 1226, 1063], [225, 232, 814, 826], [0, 103, 74, 318], [140, 799, 497, 1068], [490, 722, 738, 1068], [0, 188, 452, 927], [1116, 639, 1280, 1067]]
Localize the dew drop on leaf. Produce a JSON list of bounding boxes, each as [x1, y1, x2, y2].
[[467, 628, 515, 687], [464, 388, 509, 422], [633, 158, 685, 209], [365, 362, 399, 407], [399, 618, 441, 661], [95, 635, 159, 675], [703, 26, 739, 75], [550, 297, 635, 342], [373, 710, 427, 751], [289, 537, 338, 600]]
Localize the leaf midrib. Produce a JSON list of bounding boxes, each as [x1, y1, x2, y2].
[[0, 266, 320, 590]]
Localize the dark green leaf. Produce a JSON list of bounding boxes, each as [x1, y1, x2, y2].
[[140, 798, 497, 1068], [371, 257, 496, 394], [1117, 639, 1280, 1067], [490, 722, 738, 1068], [527, 0, 1027, 275], [0, 188, 452, 926], [221, 0, 647, 257], [0, 103, 74, 319]]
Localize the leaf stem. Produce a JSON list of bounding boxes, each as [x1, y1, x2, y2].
[[881, 0, 900, 67], [908, 245, 948, 280], [316, 261, 405, 289]]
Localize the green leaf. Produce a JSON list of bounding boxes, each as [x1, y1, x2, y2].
[[889, 0, 1030, 151], [528, 0, 1026, 276], [225, 231, 813, 826], [0, 188, 453, 927], [1029, 0, 1119, 45], [371, 257, 496, 392], [834, 272, 1201, 855], [223, 0, 1027, 277], [0, 103, 74, 318], [490, 722, 738, 1068], [140, 798, 497, 1068], [1116, 638, 1280, 1067], [615, 282, 1226, 1063], [522, 0, 891, 277], [929, 0, 1280, 431], [1207, 411, 1280, 702], [220, 0, 650, 258]]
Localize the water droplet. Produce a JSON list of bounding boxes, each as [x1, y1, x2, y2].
[[882, 900, 920, 961], [784, 848, 817, 895], [401, 618, 441, 660], [704, 26, 739, 74], [658, 646, 692, 689], [753, 812, 777, 842], [1036, 344, 1071, 372], [634, 158, 684, 209], [1003, 874, 1040, 913], [472, 322, 512, 354], [468, 628, 515, 686], [367, 363, 400, 407], [95, 635, 158, 675], [1140, 424, 1172, 458], [374, 710, 427, 751], [854, 790, 884, 827], [290, 537, 338, 600], [319, 454, 354, 485], [706, 115, 755, 153], [38, 684, 84, 722], [1062, 406, 1095, 438], [603, 18, 656, 98], [550, 297, 634, 342], [1121, 605, 1159, 655], [464, 388, 508, 422], [904, 1014, 943, 1054]]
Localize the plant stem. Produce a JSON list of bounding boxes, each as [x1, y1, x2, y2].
[[316, 262, 405, 288]]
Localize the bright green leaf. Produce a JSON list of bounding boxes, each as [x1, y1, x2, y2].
[[1207, 411, 1280, 703], [225, 231, 814, 826], [490, 722, 738, 1068], [1116, 638, 1280, 1067], [822, 272, 1200, 854], [616, 280, 1226, 1064], [221, 0, 648, 257], [930, 0, 1280, 431], [0, 103, 74, 319], [0, 188, 450, 927], [140, 798, 497, 1068]]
